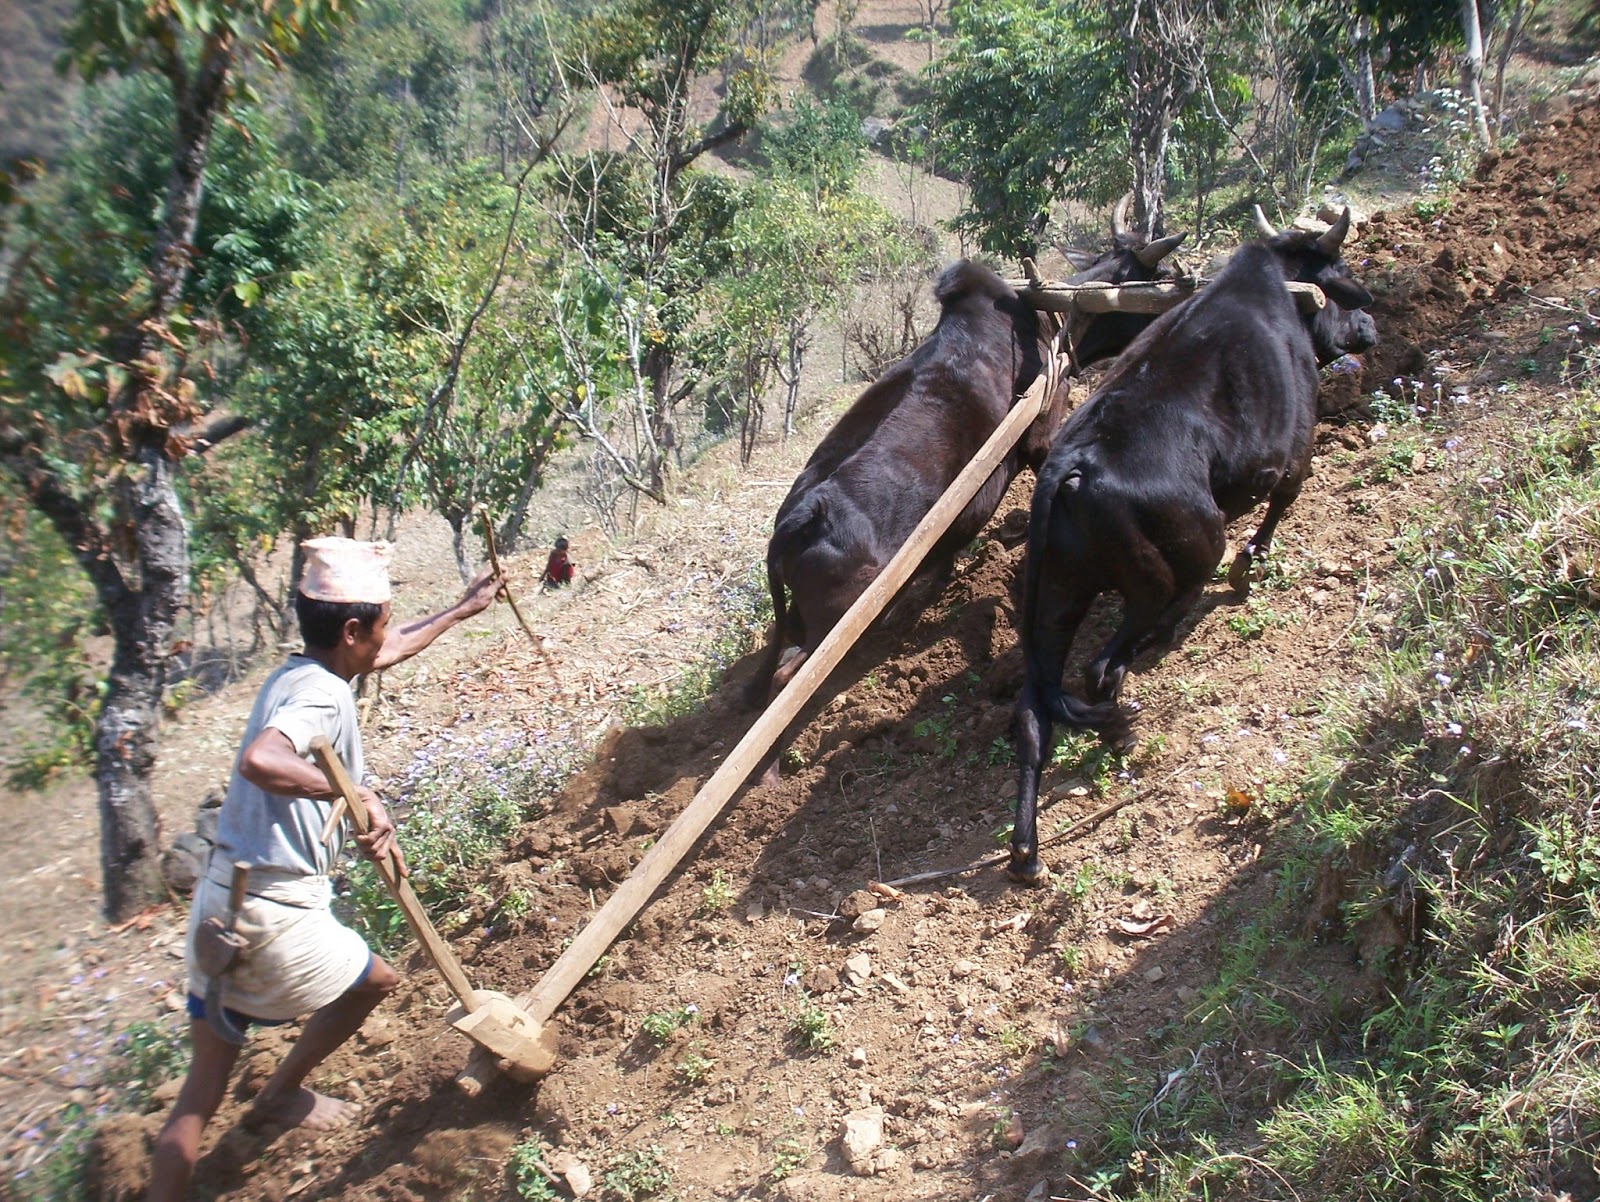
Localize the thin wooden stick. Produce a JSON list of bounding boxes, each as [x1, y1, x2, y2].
[[476, 505, 561, 688], [882, 793, 1138, 888]]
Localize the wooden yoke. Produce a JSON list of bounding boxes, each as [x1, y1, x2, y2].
[[454, 357, 1060, 1095], [1013, 278, 1327, 316]]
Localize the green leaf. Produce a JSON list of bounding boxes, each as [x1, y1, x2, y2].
[[232, 279, 262, 308]]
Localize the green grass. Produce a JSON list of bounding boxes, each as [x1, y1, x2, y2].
[[790, 993, 836, 1052], [603, 1146, 673, 1200], [1054, 392, 1600, 1200], [621, 566, 771, 728], [341, 759, 548, 957]]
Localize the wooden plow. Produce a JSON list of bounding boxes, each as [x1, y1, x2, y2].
[[439, 266, 1327, 1091]]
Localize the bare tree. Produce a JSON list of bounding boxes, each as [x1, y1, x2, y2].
[[1460, 0, 1494, 145]]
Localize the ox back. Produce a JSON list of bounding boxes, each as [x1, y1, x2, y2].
[[751, 225, 1187, 719], [1007, 210, 1377, 883]]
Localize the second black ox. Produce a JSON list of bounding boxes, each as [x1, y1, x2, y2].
[[1008, 206, 1377, 884]]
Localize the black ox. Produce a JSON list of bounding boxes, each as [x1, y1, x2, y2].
[[751, 210, 1187, 719], [1008, 206, 1377, 883]]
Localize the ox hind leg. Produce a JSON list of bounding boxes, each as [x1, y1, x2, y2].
[[1010, 576, 1096, 887], [1086, 515, 1225, 734], [1228, 466, 1307, 596]]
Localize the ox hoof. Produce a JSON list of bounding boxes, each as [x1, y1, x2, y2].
[[1104, 728, 1140, 755], [1005, 853, 1051, 888], [1227, 550, 1255, 596]]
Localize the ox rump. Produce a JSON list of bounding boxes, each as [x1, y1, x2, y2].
[[1007, 207, 1377, 884]]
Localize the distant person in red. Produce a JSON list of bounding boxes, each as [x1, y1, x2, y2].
[[543, 536, 575, 590]]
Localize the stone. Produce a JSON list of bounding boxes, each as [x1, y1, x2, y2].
[[1317, 199, 1368, 227], [160, 832, 208, 895], [950, 959, 976, 979], [1000, 1112, 1025, 1149], [844, 953, 873, 986], [1371, 104, 1407, 132], [852, 908, 887, 934], [804, 964, 840, 995], [849, 1047, 868, 1068], [1016, 1123, 1067, 1165], [548, 1153, 593, 1198], [601, 805, 648, 839], [859, 116, 893, 145], [360, 1016, 397, 1047], [839, 889, 878, 921], [1026, 1180, 1050, 1202], [840, 1105, 885, 1175]]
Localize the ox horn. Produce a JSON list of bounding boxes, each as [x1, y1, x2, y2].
[[1136, 231, 1186, 268], [1316, 206, 1354, 257], [1252, 204, 1279, 239], [1111, 191, 1134, 238]]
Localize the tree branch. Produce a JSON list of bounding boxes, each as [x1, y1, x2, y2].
[[191, 412, 250, 452], [669, 120, 748, 175], [0, 426, 129, 611], [391, 156, 540, 506]]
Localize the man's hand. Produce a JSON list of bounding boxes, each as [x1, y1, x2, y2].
[[459, 563, 506, 617], [355, 787, 408, 877]]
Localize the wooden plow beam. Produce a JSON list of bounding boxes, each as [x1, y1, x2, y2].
[[454, 355, 1060, 1094], [1009, 277, 1327, 317]]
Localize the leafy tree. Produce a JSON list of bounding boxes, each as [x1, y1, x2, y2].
[[0, 0, 355, 920], [921, 0, 1124, 257], [281, 0, 470, 184], [554, 0, 775, 502], [0, 502, 99, 788], [761, 95, 866, 200]]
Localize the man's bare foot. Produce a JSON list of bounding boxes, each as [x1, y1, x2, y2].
[[246, 1087, 361, 1132]]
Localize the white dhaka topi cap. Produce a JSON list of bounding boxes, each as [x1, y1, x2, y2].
[[298, 537, 392, 605]]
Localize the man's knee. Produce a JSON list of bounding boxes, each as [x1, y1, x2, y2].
[[355, 955, 399, 996]]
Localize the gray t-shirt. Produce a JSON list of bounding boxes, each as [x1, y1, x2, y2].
[[213, 655, 364, 877]]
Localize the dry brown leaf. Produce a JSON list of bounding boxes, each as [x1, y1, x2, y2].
[[1115, 915, 1174, 938], [866, 881, 908, 904]]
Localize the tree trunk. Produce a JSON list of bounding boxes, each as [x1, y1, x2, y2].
[[94, 31, 235, 918], [449, 514, 471, 583], [1461, 0, 1493, 146], [97, 450, 188, 918], [1353, 15, 1377, 126], [1124, 2, 1189, 238], [1493, 1, 1535, 136]]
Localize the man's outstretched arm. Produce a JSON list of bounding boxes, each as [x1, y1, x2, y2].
[[372, 564, 503, 670]]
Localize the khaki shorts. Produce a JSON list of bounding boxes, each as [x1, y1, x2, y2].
[[184, 864, 371, 1023]]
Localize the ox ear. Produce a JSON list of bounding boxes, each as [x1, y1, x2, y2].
[[1136, 231, 1186, 267], [1059, 247, 1101, 271], [1322, 275, 1373, 311]]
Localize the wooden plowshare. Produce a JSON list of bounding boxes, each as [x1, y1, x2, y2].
[[344, 263, 1334, 1091]]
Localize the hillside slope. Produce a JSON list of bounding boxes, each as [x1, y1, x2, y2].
[[62, 88, 1600, 1202]]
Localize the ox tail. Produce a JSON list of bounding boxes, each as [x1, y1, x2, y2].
[[1018, 452, 1126, 735]]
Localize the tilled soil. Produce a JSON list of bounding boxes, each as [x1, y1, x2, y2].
[[12, 89, 1600, 1202]]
